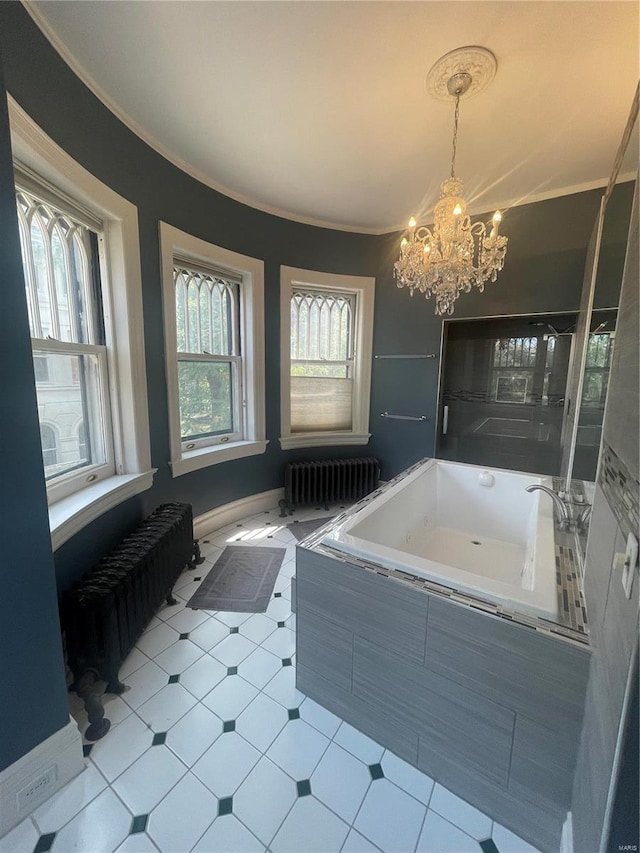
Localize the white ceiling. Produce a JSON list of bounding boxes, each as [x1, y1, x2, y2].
[[30, 1, 639, 233]]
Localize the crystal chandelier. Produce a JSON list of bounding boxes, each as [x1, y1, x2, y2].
[[394, 53, 508, 316]]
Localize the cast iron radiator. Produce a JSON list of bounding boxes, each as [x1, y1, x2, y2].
[[61, 502, 203, 740], [279, 457, 380, 517]]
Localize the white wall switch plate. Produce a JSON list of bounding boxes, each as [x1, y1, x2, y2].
[[621, 532, 638, 599]]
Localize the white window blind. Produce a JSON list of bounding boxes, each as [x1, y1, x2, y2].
[[290, 289, 354, 433]]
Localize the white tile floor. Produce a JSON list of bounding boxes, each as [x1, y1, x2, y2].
[[3, 505, 542, 853]]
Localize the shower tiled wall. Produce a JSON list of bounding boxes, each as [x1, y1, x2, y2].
[[571, 183, 639, 853]]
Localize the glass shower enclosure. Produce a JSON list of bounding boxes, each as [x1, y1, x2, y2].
[[436, 314, 577, 476]]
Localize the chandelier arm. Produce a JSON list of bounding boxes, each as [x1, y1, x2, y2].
[[469, 221, 487, 236], [415, 226, 434, 242]]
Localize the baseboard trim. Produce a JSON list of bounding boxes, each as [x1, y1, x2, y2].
[[0, 718, 83, 838], [194, 487, 285, 539]]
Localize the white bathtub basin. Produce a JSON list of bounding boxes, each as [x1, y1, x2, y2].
[[321, 458, 558, 621]]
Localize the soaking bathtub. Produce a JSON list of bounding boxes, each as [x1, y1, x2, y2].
[[321, 458, 558, 621]]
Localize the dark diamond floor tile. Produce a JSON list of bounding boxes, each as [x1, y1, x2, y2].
[[227, 666, 238, 676], [33, 833, 56, 853], [274, 592, 282, 598], [296, 779, 312, 797], [230, 627, 239, 634], [282, 658, 292, 667], [152, 732, 167, 746], [277, 621, 285, 628], [368, 763, 384, 780], [218, 797, 233, 816], [179, 633, 190, 640], [168, 674, 180, 684], [130, 814, 149, 834], [479, 840, 500, 853], [223, 720, 236, 733], [288, 708, 300, 720], [82, 744, 93, 758]]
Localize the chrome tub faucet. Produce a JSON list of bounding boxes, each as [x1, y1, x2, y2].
[[525, 484, 572, 530]]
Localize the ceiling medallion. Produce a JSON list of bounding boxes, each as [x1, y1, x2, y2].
[[425, 46, 497, 101], [394, 47, 507, 316]]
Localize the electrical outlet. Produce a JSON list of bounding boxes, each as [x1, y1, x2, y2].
[[16, 765, 57, 812], [621, 532, 638, 600]]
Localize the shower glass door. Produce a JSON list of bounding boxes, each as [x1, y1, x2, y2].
[[437, 315, 576, 476]]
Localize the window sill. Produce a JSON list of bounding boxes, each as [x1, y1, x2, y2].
[[49, 471, 155, 551], [170, 439, 268, 477], [279, 432, 371, 451]]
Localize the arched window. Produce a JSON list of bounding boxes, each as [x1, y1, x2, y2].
[[40, 424, 58, 469]]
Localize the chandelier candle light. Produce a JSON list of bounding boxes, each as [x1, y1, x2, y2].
[[394, 47, 508, 315]]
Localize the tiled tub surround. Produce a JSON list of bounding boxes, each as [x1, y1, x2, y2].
[[296, 548, 591, 852], [1, 504, 543, 853], [321, 459, 559, 621], [296, 464, 592, 852]]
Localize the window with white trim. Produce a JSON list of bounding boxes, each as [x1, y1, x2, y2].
[[10, 100, 153, 549], [16, 179, 112, 492], [280, 266, 375, 450], [160, 223, 266, 476], [174, 262, 241, 445]]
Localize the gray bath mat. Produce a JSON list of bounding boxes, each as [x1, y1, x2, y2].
[[287, 516, 334, 542], [187, 546, 285, 612]]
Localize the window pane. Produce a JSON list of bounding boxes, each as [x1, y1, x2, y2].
[[493, 370, 530, 403], [586, 333, 613, 368], [17, 189, 97, 344], [40, 424, 57, 467], [291, 376, 353, 432], [34, 354, 50, 383], [34, 352, 107, 480], [582, 372, 606, 404], [290, 291, 353, 361], [178, 360, 233, 438], [291, 362, 349, 378], [174, 267, 237, 355], [494, 337, 537, 368], [30, 216, 52, 337]]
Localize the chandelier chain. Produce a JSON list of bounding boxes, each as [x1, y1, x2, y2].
[[450, 94, 460, 179]]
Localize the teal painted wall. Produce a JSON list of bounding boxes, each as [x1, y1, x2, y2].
[[0, 0, 627, 775]]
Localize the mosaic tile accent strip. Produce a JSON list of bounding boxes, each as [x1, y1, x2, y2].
[[313, 540, 588, 647], [598, 441, 640, 542], [555, 535, 588, 634]]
